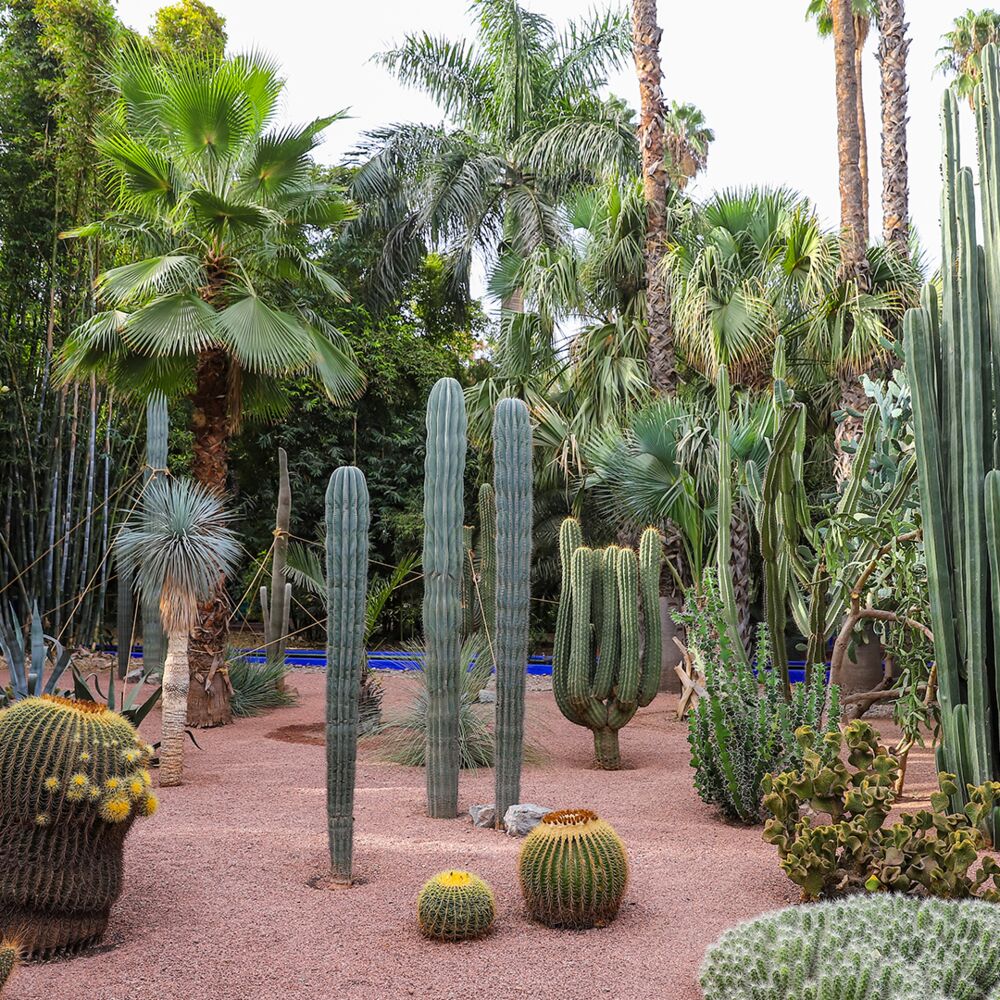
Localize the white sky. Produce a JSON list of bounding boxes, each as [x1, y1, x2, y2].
[[118, 0, 981, 270]]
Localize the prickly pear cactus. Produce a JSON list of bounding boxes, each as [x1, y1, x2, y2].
[[518, 809, 628, 928], [416, 870, 496, 941], [0, 696, 157, 956]]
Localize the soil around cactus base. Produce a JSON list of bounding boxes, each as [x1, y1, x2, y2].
[[7, 668, 941, 1000]]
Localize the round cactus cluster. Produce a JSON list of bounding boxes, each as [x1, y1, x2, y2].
[[700, 894, 1000, 999], [518, 809, 628, 928], [416, 870, 496, 941], [0, 695, 157, 956]]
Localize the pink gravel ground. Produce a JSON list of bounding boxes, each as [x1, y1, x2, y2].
[[10, 670, 939, 1000]]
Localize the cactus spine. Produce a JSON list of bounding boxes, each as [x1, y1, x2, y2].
[[262, 447, 292, 672], [552, 519, 661, 769], [141, 392, 168, 676], [904, 52, 1000, 832], [325, 466, 369, 883], [493, 399, 533, 824], [423, 378, 467, 818]]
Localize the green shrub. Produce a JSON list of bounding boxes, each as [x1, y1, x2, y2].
[[762, 720, 1000, 900], [228, 656, 297, 718], [675, 577, 839, 824], [700, 894, 1000, 999]]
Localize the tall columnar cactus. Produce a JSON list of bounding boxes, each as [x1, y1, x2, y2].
[[492, 399, 533, 824], [0, 696, 157, 956], [262, 447, 292, 673], [422, 378, 467, 818], [519, 809, 628, 928], [904, 47, 1000, 833], [325, 466, 370, 884], [552, 519, 661, 769], [141, 392, 168, 676]]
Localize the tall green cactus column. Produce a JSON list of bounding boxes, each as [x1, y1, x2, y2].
[[141, 392, 168, 676], [263, 447, 292, 673], [903, 49, 1000, 836], [423, 378, 467, 818], [493, 398, 533, 824], [325, 466, 370, 883]]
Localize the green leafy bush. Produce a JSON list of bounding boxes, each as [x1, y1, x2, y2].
[[762, 720, 1000, 900], [700, 894, 1000, 999], [676, 577, 839, 824]]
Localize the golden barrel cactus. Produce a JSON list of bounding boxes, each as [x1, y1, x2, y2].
[[416, 870, 496, 941], [518, 809, 628, 928], [0, 696, 157, 956]]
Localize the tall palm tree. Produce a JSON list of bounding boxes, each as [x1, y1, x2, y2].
[[808, 0, 878, 248], [937, 8, 1000, 103], [352, 0, 636, 305], [631, 0, 673, 392], [878, 0, 910, 254], [117, 478, 239, 786], [59, 47, 364, 724]]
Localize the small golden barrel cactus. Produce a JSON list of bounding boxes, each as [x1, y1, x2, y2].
[[416, 870, 496, 941], [518, 809, 628, 928], [0, 696, 157, 956], [0, 938, 18, 994]]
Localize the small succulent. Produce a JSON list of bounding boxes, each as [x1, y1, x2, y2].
[[416, 870, 496, 941]]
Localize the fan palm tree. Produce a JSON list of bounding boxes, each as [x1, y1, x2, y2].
[[808, 0, 878, 245], [351, 0, 636, 306], [58, 47, 364, 723], [116, 477, 240, 786], [878, 0, 910, 253], [663, 101, 715, 192], [937, 8, 1000, 103]]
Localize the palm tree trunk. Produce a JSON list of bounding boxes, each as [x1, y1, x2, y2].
[[188, 346, 233, 727], [878, 0, 910, 254], [854, 34, 870, 245], [160, 629, 190, 787], [631, 0, 674, 393], [831, 0, 870, 288]]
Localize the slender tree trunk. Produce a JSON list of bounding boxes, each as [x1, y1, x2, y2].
[[160, 629, 190, 787], [631, 0, 674, 392], [187, 346, 233, 726], [878, 0, 910, 254], [831, 0, 870, 288], [854, 35, 870, 244]]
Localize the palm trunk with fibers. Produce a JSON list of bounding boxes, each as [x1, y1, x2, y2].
[[631, 0, 674, 393], [854, 22, 870, 244], [188, 346, 233, 727], [832, 0, 870, 288], [160, 630, 190, 787], [878, 0, 910, 253]]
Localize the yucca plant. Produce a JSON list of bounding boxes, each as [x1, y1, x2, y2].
[[116, 478, 240, 785]]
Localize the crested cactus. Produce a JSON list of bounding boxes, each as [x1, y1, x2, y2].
[[416, 870, 496, 940], [262, 447, 292, 673], [904, 46, 1000, 834], [519, 809, 628, 928], [700, 895, 1000, 999], [141, 392, 168, 676], [0, 696, 156, 956], [325, 466, 370, 884], [493, 399, 533, 823], [552, 518, 661, 769], [422, 378, 467, 818]]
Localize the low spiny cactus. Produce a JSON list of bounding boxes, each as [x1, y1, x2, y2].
[[416, 870, 496, 941], [518, 809, 628, 928], [0, 695, 157, 956], [0, 939, 18, 994], [700, 895, 1000, 999]]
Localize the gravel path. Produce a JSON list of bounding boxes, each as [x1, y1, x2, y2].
[[10, 671, 936, 1000]]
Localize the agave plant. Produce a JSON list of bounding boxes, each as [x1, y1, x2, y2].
[[0, 602, 73, 705]]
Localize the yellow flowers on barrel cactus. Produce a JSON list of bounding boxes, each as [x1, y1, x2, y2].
[[417, 870, 496, 941], [518, 809, 628, 928], [0, 695, 157, 956]]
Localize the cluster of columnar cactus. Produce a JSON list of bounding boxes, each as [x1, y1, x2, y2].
[[261, 446, 292, 670], [0, 696, 156, 956], [416, 870, 496, 940], [518, 809, 628, 928], [700, 895, 1000, 999], [552, 519, 662, 769], [904, 43, 1000, 834], [325, 466, 370, 884]]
